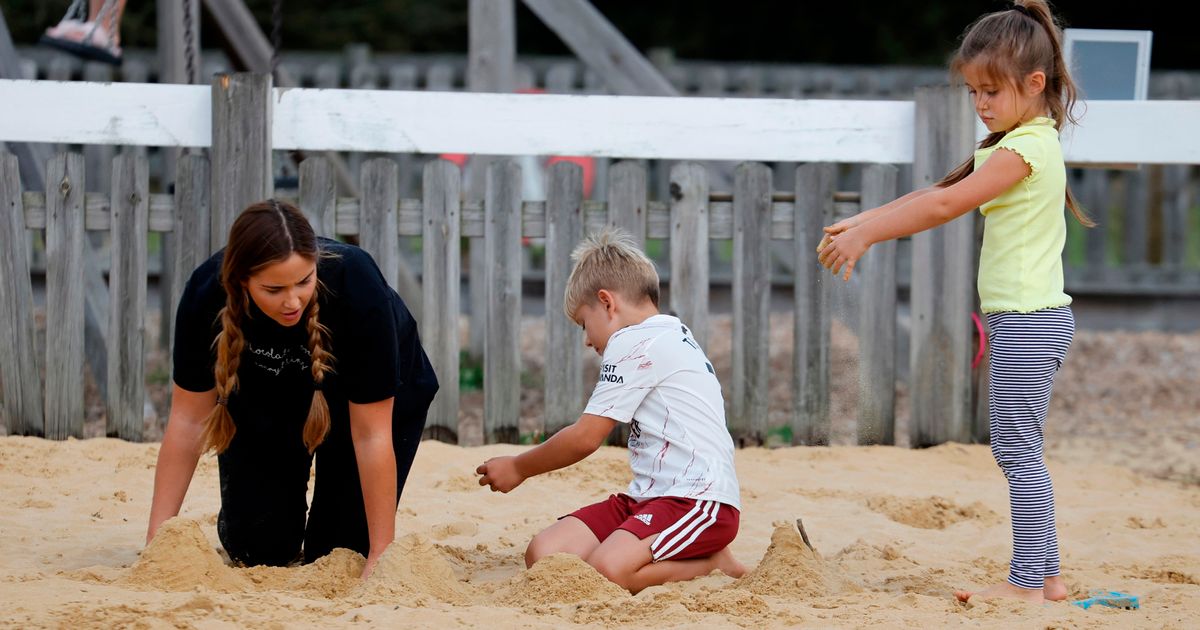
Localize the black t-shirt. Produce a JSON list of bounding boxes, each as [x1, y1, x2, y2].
[[173, 238, 438, 461]]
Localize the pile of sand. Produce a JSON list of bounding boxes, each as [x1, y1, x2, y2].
[[496, 553, 629, 608], [122, 517, 250, 593], [242, 548, 363, 599], [863, 495, 999, 530], [353, 534, 472, 606], [737, 522, 861, 598]]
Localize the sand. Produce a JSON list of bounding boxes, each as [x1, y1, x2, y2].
[[1, 436, 1198, 629]]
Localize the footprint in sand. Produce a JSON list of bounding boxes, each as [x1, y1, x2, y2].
[[864, 495, 998, 530]]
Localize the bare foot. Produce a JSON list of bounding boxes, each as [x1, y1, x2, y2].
[[713, 546, 746, 578], [1043, 576, 1068, 602], [954, 582, 1043, 604]]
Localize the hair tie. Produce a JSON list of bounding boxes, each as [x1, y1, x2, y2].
[[216, 395, 229, 406], [312, 380, 323, 392]]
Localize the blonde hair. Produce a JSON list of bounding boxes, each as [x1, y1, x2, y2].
[[938, 0, 1094, 227], [563, 228, 659, 322], [202, 200, 335, 455]]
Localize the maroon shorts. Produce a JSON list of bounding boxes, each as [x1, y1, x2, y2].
[[565, 494, 739, 562]]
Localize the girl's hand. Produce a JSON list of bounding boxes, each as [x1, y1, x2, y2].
[[362, 550, 382, 579], [817, 227, 871, 281], [477, 456, 525, 493], [816, 217, 860, 253]]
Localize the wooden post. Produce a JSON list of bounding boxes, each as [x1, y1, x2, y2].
[[359, 158, 400, 291], [483, 160, 522, 444], [466, 0, 516, 362], [210, 72, 272, 252], [421, 160, 462, 443], [1081, 169, 1108, 280], [668, 162, 710, 350], [1162, 165, 1191, 275], [168, 154, 212, 395], [299, 157, 337, 238], [856, 164, 898, 445], [793, 163, 835, 445], [44, 153, 86, 439], [544, 161, 586, 436], [607, 161, 648, 246], [909, 86, 976, 447], [107, 154, 149, 440], [730, 162, 772, 445], [1123, 168, 1149, 273], [0, 153, 44, 435]]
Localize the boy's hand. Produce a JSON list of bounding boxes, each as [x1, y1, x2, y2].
[[477, 456, 525, 493], [816, 226, 871, 281]]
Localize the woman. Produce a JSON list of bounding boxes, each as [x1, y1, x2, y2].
[[147, 200, 438, 577]]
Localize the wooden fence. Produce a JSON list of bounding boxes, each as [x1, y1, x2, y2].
[[1, 72, 1197, 448]]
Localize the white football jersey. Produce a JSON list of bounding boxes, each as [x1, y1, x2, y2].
[[583, 314, 741, 510]]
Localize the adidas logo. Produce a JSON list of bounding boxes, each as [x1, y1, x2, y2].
[[633, 513, 653, 526]]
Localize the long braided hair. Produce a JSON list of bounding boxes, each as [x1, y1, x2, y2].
[[201, 200, 336, 454], [937, 0, 1094, 227]]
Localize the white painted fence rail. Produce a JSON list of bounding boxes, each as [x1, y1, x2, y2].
[[2, 79, 1198, 164]]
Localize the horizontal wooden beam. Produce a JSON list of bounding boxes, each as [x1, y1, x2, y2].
[[2, 80, 1199, 163]]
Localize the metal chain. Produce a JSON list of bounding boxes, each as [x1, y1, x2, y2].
[[183, 0, 197, 85], [271, 0, 283, 77]]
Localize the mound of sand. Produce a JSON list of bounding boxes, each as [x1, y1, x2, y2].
[[737, 522, 861, 598], [497, 553, 629, 608], [243, 548, 364, 598], [122, 517, 250, 593], [864, 495, 998, 530], [353, 533, 472, 605]]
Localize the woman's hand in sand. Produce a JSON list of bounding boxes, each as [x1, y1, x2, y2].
[[362, 551, 382, 579], [476, 456, 525, 493]]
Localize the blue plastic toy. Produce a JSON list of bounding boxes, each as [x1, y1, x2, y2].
[[1071, 591, 1140, 610]]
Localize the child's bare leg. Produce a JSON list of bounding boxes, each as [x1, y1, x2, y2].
[[587, 530, 745, 594], [524, 516, 600, 568]]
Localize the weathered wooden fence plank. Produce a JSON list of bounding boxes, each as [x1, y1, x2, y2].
[[107, 154, 149, 440], [421, 160, 462, 443], [44, 153, 86, 439], [793, 163, 835, 445], [210, 72, 272, 251], [484, 160, 522, 443], [731, 162, 772, 445], [299, 157, 337, 238], [544, 161, 586, 436], [668, 162, 710, 349], [168, 154, 212, 396], [856, 164, 898, 445], [909, 85, 976, 446], [607, 160, 648, 245], [359, 158, 400, 290], [0, 153, 43, 435]]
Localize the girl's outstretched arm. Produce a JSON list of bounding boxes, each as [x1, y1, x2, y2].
[[817, 148, 1031, 280], [476, 414, 617, 493]]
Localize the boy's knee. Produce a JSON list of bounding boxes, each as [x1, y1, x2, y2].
[[588, 555, 633, 590], [525, 531, 554, 569]]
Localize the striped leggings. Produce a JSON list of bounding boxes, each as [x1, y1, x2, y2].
[[986, 306, 1074, 590]]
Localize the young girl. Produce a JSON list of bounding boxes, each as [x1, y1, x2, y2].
[[147, 200, 438, 578], [816, 0, 1091, 604]]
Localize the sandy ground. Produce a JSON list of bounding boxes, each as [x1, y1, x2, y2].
[[1, 314, 1197, 628], [1, 437, 1198, 629]]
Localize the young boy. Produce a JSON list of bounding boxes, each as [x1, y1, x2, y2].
[[476, 229, 744, 594]]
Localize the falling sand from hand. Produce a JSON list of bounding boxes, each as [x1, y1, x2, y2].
[[737, 522, 861, 598], [121, 517, 250, 593]]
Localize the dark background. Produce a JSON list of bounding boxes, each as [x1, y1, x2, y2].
[[4, 0, 1197, 69]]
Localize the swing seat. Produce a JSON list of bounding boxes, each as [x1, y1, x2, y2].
[[1071, 590, 1140, 610], [40, 21, 123, 66]]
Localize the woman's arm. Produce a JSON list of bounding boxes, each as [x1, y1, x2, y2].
[[476, 414, 617, 493], [818, 148, 1031, 280], [147, 384, 216, 543], [349, 397, 397, 578]]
